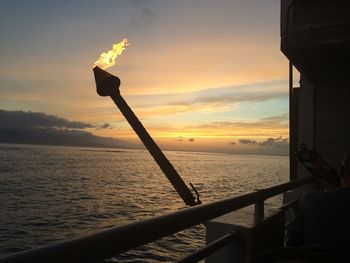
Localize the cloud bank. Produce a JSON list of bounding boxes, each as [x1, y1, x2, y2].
[[238, 136, 289, 148], [0, 110, 95, 128], [0, 109, 134, 149], [239, 139, 257, 145], [127, 81, 287, 117]]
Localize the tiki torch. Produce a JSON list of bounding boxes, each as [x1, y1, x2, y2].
[[93, 39, 200, 207]]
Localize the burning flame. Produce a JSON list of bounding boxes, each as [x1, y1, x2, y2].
[[93, 38, 129, 69]]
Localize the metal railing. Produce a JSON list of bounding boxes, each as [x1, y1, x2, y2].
[[176, 231, 242, 263], [0, 176, 314, 263]]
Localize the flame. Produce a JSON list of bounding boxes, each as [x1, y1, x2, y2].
[[93, 38, 129, 69]]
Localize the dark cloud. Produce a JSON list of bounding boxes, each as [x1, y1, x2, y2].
[[129, 0, 155, 29], [0, 109, 93, 129], [0, 109, 137, 149], [239, 139, 257, 145], [175, 137, 195, 142], [96, 123, 112, 130], [141, 8, 155, 24], [175, 136, 184, 142], [238, 137, 289, 148], [259, 136, 288, 147], [236, 136, 289, 155], [229, 142, 236, 145]]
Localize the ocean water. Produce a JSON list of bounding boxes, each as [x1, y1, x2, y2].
[[0, 143, 289, 262]]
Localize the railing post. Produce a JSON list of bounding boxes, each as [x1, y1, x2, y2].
[[254, 189, 265, 221], [206, 204, 284, 263], [176, 231, 241, 263], [254, 200, 264, 221]]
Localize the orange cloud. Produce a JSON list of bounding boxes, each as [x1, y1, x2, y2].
[[93, 113, 288, 140]]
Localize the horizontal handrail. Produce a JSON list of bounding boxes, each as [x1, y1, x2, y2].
[[0, 176, 314, 263], [176, 231, 242, 263], [280, 199, 299, 211]]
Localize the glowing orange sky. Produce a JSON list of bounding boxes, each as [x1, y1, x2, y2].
[[0, 1, 295, 154]]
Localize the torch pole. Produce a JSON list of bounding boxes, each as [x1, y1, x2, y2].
[[110, 93, 198, 206], [93, 66, 199, 207]]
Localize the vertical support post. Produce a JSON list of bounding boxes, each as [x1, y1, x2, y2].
[[254, 200, 264, 221], [206, 204, 285, 263], [289, 61, 296, 181]]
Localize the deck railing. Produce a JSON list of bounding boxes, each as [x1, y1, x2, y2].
[[0, 176, 314, 263]]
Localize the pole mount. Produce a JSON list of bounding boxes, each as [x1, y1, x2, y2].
[[93, 66, 121, 97]]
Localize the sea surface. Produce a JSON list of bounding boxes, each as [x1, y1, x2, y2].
[[0, 143, 289, 262]]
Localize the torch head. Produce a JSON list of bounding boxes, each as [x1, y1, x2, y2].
[[93, 66, 121, 97]]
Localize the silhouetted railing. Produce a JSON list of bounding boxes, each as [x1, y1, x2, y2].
[[176, 231, 242, 263], [0, 176, 314, 263]]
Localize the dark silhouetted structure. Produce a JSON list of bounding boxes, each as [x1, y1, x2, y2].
[[287, 152, 350, 247]]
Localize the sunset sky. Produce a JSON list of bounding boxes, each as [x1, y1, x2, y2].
[[0, 0, 295, 155]]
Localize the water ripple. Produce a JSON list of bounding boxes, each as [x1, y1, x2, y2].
[[0, 144, 288, 261]]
